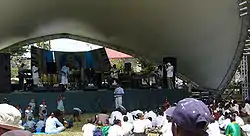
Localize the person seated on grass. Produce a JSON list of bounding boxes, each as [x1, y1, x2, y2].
[[23, 116, 36, 133], [25, 105, 34, 122], [108, 119, 124, 136], [96, 109, 109, 124], [45, 112, 65, 134], [102, 120, 111, 136], [39, 100, 47, 119], [82, 118, 96, 136], [36, 116, 45, 133]]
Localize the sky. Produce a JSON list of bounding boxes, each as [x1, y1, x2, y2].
[[50, 38, 102, 52]]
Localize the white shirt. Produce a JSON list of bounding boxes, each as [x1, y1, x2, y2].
[[114, 87, 124, 97], [145, 119, 152, 128], [39, 104, 47, 114], [166, 65, 174, 77], [246, 103, 250, 115], [45, 116, 64, 132], [207, 121, 221, 136], [25, 109, 33, 119], [154, 115, 166, 127], [144, 111, 157, 121], [160, 122, 173, 136], [108, 125, 124, 136], [61, 66, 69, 77], [110, 111, 123, 125], [236, 116, 244, 126], [133, 119, 147, 133], [231, 104, 239, 113], [73, 108, 82, 114], [81, 123, 96, 136], [36, 120, 45, 130], [32, 66, 39, 78], [125, 112, 134, 123], [219, 118, 231, 129], [242, 124, 250, 136], [121, 122, 133, 136], [57, 100, 64, 112]]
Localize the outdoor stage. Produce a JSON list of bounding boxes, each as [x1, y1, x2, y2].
[[0, 89, 190, 113]]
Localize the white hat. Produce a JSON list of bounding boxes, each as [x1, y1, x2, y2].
[[0, 104, 23, 130]]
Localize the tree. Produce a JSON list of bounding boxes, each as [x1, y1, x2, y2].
[[1, 40, 51, 78]]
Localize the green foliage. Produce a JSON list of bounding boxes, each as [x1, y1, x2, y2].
[[0, 41, 51, 78]]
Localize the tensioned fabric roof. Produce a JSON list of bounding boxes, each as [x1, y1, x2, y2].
[[0, 0, 248, 90]]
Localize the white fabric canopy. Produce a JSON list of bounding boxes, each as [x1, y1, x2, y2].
[[0, 0, 247, 90]]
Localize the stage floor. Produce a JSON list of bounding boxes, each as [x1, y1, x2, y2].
[[0, 89, 190, 113]]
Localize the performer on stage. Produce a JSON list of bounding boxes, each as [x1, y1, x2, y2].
[[60, 64, 70, 89], [18, 63, 25, 90], [154, 65, 163, 86], [110, 64, 119, 85], [165, 62, 174, 89], [114, 84, 124, 109], [84, 67, 95, 86], [32, 65, 40, 85]]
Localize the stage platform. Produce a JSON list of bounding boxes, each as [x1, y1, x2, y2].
[[0, 89, 190, 113]]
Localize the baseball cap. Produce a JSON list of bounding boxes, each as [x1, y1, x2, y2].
[[168, 98, 211, 135], [0, 104, 24, 130]]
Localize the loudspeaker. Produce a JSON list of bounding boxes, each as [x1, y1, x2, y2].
[[46, 62, 57, 74], [163, 57, 177, 89], [124, 63, 132, 72], [0, 53, 11, 93]]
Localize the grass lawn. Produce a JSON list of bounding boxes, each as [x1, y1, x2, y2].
[[35, 113, 95, 136]]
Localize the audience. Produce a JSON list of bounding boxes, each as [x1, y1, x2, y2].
[[39, 99, 47, 119], [57, 94, 65, 113], [132, 113, 147, 136], [45, 112, 65, 134], [96, 109, 109, 124], [225, 114, 241, 136], [0, 104, 32, 136], [35, 116, 45, 132], [242, 118, 250, 136], [24, 116, 36, 132], [108, 119, 124, 136], [121, 116, 133, 136], [82, 118, 96, 136], [25, 105, 34, 122]]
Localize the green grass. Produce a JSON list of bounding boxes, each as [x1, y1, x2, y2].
[[36, 113, 95, 136]]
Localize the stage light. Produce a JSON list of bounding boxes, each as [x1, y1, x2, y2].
[[240, 12, 248, 16], [239, 1, 247, 6], [240, 6, 248, 11]]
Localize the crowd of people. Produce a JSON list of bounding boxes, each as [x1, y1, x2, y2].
[[80, 98, 250, 136], [2, 91, 250, 136]]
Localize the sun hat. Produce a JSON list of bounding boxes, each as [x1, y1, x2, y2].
[[168, 98, 211, 135], [0, 104, 24, 130]]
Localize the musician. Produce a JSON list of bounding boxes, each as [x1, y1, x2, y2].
[[18, 63, 25, 90], [165, 63, 174, 89], [32, 65, 40, 85], [110, 64, 119, 85], [84, 67, 95, 86], [60, 64, 70, 89], [154, 65, 163, 86]]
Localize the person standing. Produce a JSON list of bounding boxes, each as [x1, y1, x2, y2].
[[114, 85, 124, 109], [165, 62, 174, 89], [18, 63, 25, 91], [57, 95, 65, 113], [32, 65, 40, 85], [60, 64, 70, 89], [110, 64, 119, 85]]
